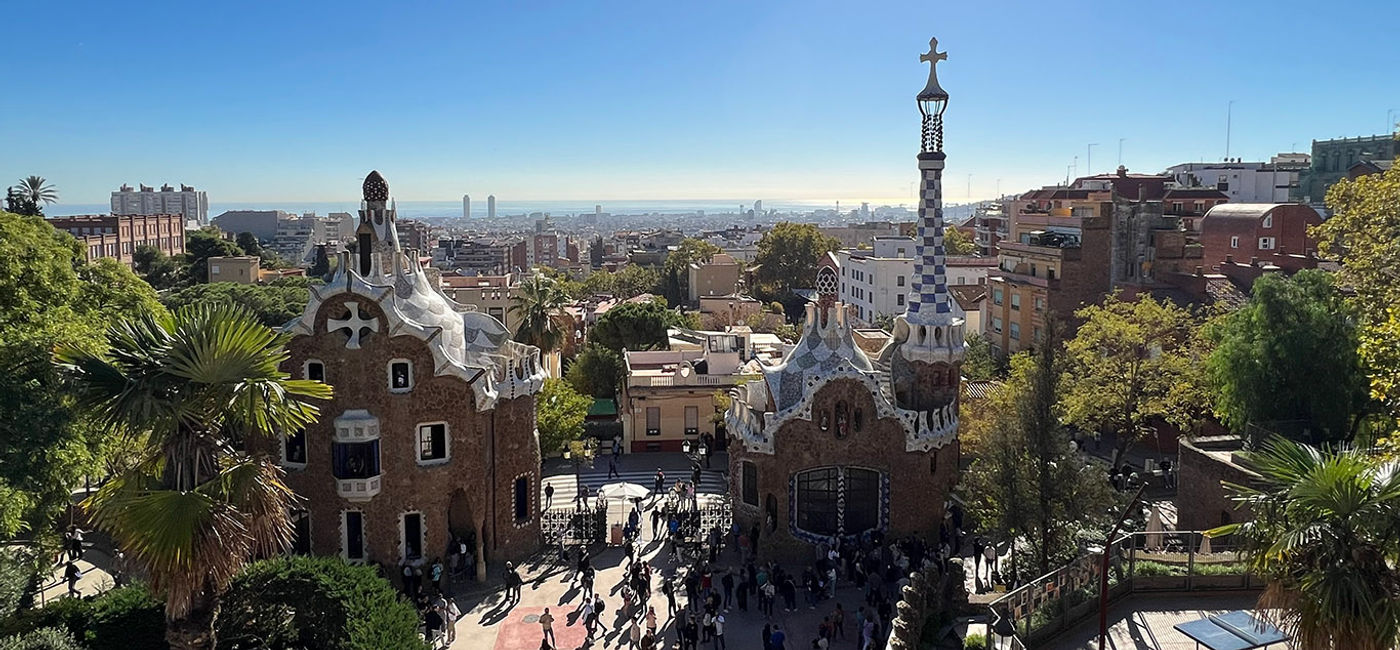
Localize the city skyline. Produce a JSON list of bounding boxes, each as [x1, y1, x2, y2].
[[4, 0, 1398, 205]]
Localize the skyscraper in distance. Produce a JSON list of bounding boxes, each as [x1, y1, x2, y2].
[[488, 194, 496, 219], [463, 194, 470, 219]]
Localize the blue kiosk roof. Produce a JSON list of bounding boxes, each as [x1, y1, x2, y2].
[[1174, 611, 1289, 650]]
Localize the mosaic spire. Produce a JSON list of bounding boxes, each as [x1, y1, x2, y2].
[[906, 38, 955, 326]]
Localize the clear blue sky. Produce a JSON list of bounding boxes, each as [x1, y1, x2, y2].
[[3, 0, 1397, 205]]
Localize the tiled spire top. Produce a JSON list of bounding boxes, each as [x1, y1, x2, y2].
[[363, 170, 388, 203]]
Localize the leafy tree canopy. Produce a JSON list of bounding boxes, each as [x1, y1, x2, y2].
[[160, 280, 312, 328], [1061, 294, 1202, 465], [943, 226, 977, 256], [184, 228, 245, 284], [588, 297, 680, 353], [0, 211, 164, 538], [1316, 166, 1400, 432], [961, 333, 1005, 381], [536, 378, 591, 455], [613, 264, 662, 301], [566, 344, 624, 399], [753, 222, 839, 298], [1207, 270, 1368, 445]]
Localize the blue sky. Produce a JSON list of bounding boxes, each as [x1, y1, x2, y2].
[[3, 0, 1397, 205]]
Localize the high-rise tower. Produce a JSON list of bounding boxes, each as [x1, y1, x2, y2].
[[488, 194, 497, 219], [883, 36, 965, 417], [463, 194, 470, 219]]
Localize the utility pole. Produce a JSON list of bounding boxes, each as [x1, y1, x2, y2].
[[967, 174, 973, 200], [1225, 100, 1235, 160], [1087, 143, 1099, 176], [1118, 138, 1125, 168], [1389, 108, 1398, 134]]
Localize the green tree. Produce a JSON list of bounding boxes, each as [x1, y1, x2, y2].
[[216, 555, 427, 650], [565, 344, 624, 398], [1209, 437, 1400, 650], [234, 233, 261, 258], [963, 321, 1114, 576], [578, 271, 616, 298], [613, 264, 662, 301], [3, 190, 41, 217], [536, 378, 591, 455], [161, 280, 312, 328], [589, 298, 676, 353], [1061, 294, 1200, 466], [0, 627, 85, 650], [753, 222, 840, 312], [510, 275, 570, 354], [1316, 165, 1400, 433], [11, 177, 58, 207], [1207, 270, 1368, 445], [961, 333, 1005, 381], [54, 305, 331, 650], [133, 245, 189, 290], [660, 238, 721, 305], [0, 212, 165, 539], [943, 226, 977, 256]]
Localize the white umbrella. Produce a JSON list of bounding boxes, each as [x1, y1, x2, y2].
[[1198, 533, 1213, 556], [599, 482, 650, 500], [1145, 506, 1164, 550]]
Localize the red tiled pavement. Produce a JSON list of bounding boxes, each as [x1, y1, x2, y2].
[[493, 606, 590, 650]]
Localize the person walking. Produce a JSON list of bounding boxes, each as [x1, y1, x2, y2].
[[545, 482, 555, 508], [504, 561, 522, 601], [64, 561, 81, 598], [762, 623, 773, 650], [539, 607, 556, 646], [609, 456, 621, 480], [445, 599, 461, 644], [662, 578, 677, 617], [711, 612, 726, 649], [721, 569, 734, 611], [646, 605, 659, 636], [431, 558, 444, 594], [831, 602, 846, 640], [770, 624, 787, 650]]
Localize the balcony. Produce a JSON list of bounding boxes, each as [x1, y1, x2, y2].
[[629, 373, 741, 388], [338, 475, 382, 501]]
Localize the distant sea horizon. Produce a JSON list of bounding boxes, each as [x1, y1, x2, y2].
[[45, 197, 953, 220]]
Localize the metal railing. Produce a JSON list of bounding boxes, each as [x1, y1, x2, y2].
[[986, 530, 1256, 647]]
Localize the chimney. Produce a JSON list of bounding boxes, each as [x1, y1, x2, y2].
[[1117, 165, 1128, 178], [1250, 256, 1259, 266], [1226, 254, 1234, 264], [1195, 265, 1203, 276]]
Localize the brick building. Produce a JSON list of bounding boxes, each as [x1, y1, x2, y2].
[[726, 49, 961, 557], [267, 171, 546, 579], [1198, 203, 1322, 270], [47, 213, 186, 267]]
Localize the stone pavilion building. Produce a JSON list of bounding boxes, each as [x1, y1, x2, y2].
[[265, 171, 547, 578], [726, 38, 964, 556]]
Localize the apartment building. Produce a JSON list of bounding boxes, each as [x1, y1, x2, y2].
[[687, 253, 743, 304], [47, 213, 186, 267], [621, 328, 763, 453], [111, 183, 208, 226]]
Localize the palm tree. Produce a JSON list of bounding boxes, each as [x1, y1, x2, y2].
[[13, 175, 58, 205], [55, 305, 331, 650], [510, 275, 569, 353], [1209, 437, 1400, 650]]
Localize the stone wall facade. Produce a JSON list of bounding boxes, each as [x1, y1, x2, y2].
[[729, 377, 959, 560], [266, 292, 540, 575], [1175, 437, 1256, 532]]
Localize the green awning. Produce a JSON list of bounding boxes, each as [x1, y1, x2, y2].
[[587, 398, 618, 417]]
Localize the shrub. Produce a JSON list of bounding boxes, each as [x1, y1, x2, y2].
[[963, 632, 987, 650], [0, 584, 164, 650], [1134, 560, 1187, 577], [217, 555, 426, 650], [0, 627, 84, 650]]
